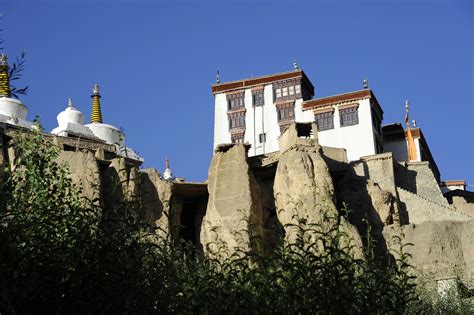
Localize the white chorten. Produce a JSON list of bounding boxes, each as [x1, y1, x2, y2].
[[51, 98, 99, 140], [163, 158, 174, 180], [0, 53, 33, 128], [84, 84, 143, 162]]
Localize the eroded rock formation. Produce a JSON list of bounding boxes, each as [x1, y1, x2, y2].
[[274, 145, 337, 242], [273, 124, 363, 255], [200, 144, 265, 255], [141, 168, 176, 240]]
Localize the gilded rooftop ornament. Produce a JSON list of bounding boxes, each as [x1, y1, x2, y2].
[[90, 83, 103, 123], [363, 78, 368, 89], [0, 53, 11, 97]]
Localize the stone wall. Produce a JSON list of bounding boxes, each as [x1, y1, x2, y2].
[[395, 161, 448, 206], [57, 150, 102, 206], [451, 196, 474, 217], [351, 152, 397, 195], [397, 187, 471, 224], [384, 220, 474, 284]]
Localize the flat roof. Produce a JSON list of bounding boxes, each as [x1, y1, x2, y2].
[[302, 89, 383, 116], [211, 69, 314, 95]]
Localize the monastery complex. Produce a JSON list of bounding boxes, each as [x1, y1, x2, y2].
[[1, 54, 473, 293]]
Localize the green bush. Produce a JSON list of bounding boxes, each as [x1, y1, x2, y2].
[[0, 131, 472, 314]]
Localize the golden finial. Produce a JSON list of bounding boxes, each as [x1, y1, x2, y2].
[[0, 53, 11, 97], [68, 98, 73, 108], [90, 83, 103, 123]]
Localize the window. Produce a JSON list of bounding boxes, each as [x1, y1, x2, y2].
[[278, 107, 294, 121], [252, 90, 264, 106], [315, 111, 334, 131], [340, 107, 358, 127], [295, 84, 301, 95], [229, 115, 245, 129], [231, 132, 245, 143], [288, 85, 294, 96], [232, 137, 244, 144], [259, 133, 266, 143], [273, 80, 303, 101], [227, 92, 245, 110]]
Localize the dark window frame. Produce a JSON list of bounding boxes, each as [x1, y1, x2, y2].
[[231, 137, 244, 144], [315, 111, 334, 131], [277, 107, 295, 121], [252, 90, 264, 106], [273, 79, 303, 102], [259, 133, 266, 143], [340, 107, 359, 127], [229, 115, 246, 130], [227, 92, 245, 110]]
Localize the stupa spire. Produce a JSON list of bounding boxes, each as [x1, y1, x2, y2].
[[0, 53, 11, 98], [90, 83, 103, 123]]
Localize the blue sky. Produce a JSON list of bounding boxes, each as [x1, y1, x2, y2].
[[2, 0, 473, 186]]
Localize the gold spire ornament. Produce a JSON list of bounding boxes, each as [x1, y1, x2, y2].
[[405, 100, 418, 161], [90, 83, 103, 123], [0, 53, 11, 98]]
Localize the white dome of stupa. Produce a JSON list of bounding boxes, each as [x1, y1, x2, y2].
[[57, 98, 85, 126], [163, 158, 174, 180], [51, 98, 99, 140]]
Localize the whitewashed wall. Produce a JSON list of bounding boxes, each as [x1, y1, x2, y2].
[[317, 99, 376, 161], [213, 93, 231, 149], [214, 90, 382, 161], [213, 84, 314, 157]]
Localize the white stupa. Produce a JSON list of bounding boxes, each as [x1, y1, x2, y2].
[[0, 53, 33, 129], [84, 84, 143, 162], [51, 98, 100, 140], [162, 158, 175, 180]]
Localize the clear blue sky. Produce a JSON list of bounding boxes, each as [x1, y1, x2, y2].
[[2, 0, 473, 186]]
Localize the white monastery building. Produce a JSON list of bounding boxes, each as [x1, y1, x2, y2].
[[212, 67, 384, 161]]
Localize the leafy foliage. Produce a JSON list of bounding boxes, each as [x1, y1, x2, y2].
[[8, 50, 29, 98], [0, 131, 472, 314], [0, 18, 29, 98]]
